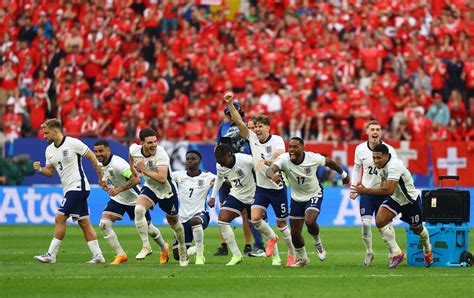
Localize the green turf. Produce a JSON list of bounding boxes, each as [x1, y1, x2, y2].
[[0, 225, 473, 297]]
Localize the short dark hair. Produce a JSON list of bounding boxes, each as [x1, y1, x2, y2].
[[290, 137, 304, 146], [373, 143, 389, 154], [214, 144, 233, 159], [139, 128, 157, 142], [41, 119, 61, 130], [94, 140, 110, 148], [187, 150, 202, 160]]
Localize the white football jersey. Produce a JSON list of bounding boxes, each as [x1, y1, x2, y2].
[[354, 141, 398, 188], [172, 171, 216, 222], [100, 155, 140, 206], [45, 136, 90, 195], [247, 130, 285, 190], [129, 143, 175, 200], [379, 156, 419, 206], [273, 152, 325, 202], [216, 153, 256, 204]]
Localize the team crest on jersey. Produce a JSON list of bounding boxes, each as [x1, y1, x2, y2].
[[237, 169, 244, 177], [305, 167, 311, 175], [62, 150, 68, 157], [198, 179, 204, 187], [265, 146, 272, 154]]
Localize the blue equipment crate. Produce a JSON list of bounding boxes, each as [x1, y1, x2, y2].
[[406, 223, 471, 267]]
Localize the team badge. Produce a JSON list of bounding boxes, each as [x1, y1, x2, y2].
[[265, 146, 272, 154], [237, 169, 244, 177], [305, 167, 311, 175], [198, 179, 204, 187], [62, 150, 68, 157]]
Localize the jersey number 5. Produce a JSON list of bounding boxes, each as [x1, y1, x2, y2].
[[58, 161, 63, 171]]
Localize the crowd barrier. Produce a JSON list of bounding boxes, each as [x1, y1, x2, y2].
[[1, 186, 472, 227]]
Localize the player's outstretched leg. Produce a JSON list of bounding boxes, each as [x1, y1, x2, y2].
[[305, 210, 326, 261], [277, 222, 296, 266], [219, 220, 243, 266], [79, 218, 105, 264], [412, 224, 433, 268], [361, 216, 374, 267], [376, 207, 404, 269], [191, 217, 205, 265], [100, 218, 128, 265], [148, 223, 170, 264], [34, 214, 67, 264], [167, 215, 188, 267], [290, 218, 310, 267], [135, 203, 152, 260], [250, 207, 278, 258]]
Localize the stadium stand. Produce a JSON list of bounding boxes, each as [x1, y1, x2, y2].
[[1, 0, 474, 144]]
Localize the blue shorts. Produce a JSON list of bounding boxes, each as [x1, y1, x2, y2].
[[172, 211, 210, 248], [221, 195, 252, 216], [360, 194, 388, 217], [140, 186, 179, 216], [253, 186, 288, 220], [103, 199, 151, 221], [218, 184, 231, 203], [381, 197, 423, 227], [289, 197, 323, 219], [58, 191, 90, 221]]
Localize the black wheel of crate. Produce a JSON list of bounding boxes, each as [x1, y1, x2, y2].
[[460, 251, 472, 267]]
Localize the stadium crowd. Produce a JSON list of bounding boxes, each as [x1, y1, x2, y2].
[[1, 0, 474, 144]]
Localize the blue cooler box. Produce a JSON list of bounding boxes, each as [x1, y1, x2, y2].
[[406, 223, 471, 267]]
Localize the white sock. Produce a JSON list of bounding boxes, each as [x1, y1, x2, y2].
[[419, 226, 431, 253], [361, 217, 373, 254], [192, 224, 204, 257], [378, 224, 401, 257], [134, 205, 150, 247], [311, 233, 321, 245], [295, 246, 308, 259], [278, 225, 295, 257], [252, 219, 276, 240], [147, 224, 167, 251], [100, 219, 126, 256], [219, 221, 242, 257], [272, 243, 280, 257], [48, 238, 62, 258], [170, 220, 186, 248], [87, 240, 102, 257]]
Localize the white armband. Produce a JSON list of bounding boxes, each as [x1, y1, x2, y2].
[[341, 171, 348, 179]]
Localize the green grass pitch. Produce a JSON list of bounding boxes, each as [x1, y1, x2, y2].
[[1, 225, 473, 297]]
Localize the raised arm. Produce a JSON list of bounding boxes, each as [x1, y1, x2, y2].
[[325, 157, 350, 185], [223, 92, 249, 139]]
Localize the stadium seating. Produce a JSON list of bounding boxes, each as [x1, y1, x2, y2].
[[1, 1, 474, 144]]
